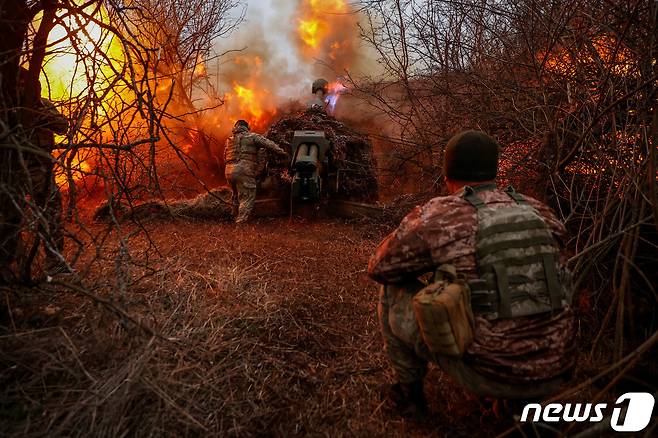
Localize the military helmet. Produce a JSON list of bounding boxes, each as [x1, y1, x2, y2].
[[443, 130, 499, 181], [234, 119, 249, 129], [311, 78, 329, 95]]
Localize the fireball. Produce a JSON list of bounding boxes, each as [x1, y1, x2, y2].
[[34, 5, 126, 190], [297, 0, 350, 53]]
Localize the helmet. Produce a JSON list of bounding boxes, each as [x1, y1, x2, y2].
[[234, 119, 249, 129], [311, 78, 329, 95]]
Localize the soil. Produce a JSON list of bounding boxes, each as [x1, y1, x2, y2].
[[1, 218, 526, 437]]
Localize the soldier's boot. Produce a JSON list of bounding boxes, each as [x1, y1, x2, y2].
[[386, 380, 429, 421]]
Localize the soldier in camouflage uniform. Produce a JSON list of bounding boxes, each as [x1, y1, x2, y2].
[[224, 120, 287, 223], [29, 97, 69, 272], [368, 130, 575, 418], [306, 78, 328, 111], [1, 68, 69, 280]]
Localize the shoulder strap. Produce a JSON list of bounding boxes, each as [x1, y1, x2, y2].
[[543, 253, 565, 310], [462, 186, 486, 209], [433, 264, 457, 283], [504, 186, 527, 205]]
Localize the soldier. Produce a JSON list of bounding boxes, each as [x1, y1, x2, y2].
[[30, 96, 69, 272], [0, 68, 69, 280], [368, 130, 575, 419], [224, 119, 287, 223], [306, 78, 328, 111]]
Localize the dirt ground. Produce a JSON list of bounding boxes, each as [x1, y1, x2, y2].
[[1, 218, 522, 437]]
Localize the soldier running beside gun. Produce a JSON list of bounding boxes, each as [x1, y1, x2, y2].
[[369, 130, 576, 420], [224, 120, 288, 224]]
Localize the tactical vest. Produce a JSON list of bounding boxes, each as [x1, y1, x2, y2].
[[225, 132, 258, 164], [464, 185, 569, 320]]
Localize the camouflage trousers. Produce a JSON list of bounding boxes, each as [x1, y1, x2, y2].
[[225, 163, 257, 224], [1, 166, 64, 280], [378, 282, 564, 399], [31, 168, 64, 261]]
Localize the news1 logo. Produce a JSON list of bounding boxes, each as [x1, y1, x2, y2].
[[520, 392, 655, 432]]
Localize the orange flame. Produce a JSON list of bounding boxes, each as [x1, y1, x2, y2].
[[36, 5, 125, 191], [233, 84, 264, 120], [215, 55, 276, 131], [298, 0, 349, 53], [54, 152, 92, 187]]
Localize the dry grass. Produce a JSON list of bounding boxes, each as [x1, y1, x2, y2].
[[1, 218, 565, 437]]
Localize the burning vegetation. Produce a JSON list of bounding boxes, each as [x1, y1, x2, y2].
[[1, 0, 657, 436]]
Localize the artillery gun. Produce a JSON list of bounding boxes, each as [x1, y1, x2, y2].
[[94, 114, 390, 223], [289, 130, 330, 202], [252, 107, 383, 219]]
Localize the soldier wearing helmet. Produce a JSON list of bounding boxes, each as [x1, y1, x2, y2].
[[307, 78, 329, 111], [224, 120, 287, 223]]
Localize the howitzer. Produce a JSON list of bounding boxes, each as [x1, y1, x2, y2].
[[253, 106, 382, 219], [289, 130, 330, 202]]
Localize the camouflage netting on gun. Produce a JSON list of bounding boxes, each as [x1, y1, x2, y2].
[[264, 108, 379, 202]]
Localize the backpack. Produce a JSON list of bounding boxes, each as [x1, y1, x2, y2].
[[464, 185, 570, 320], [225, 132, 257, 164]]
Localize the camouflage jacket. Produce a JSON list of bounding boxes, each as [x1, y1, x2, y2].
[[34, 98, 68, 149], [224, 125, 285, 178], [306, 97, 326, 111], [368, 185, 576, 383], [24, 98, 68, 170]]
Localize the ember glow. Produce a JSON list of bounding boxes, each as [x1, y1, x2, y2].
[[53, 152, 92, 187], [39, 8, 123, 101], [540, 35, 637, 78]]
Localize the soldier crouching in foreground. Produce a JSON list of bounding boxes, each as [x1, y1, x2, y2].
[[224, 120, 287, 223], [368, 130, 575, 419]]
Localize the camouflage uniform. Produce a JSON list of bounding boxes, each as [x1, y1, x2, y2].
[[27, 99, 68, 267], [306, 96, 326, 111], [369, 185, 575, 399], [307, 78, 328, 111], [0, 98, 67, 278], [224, 124, 286, 223]]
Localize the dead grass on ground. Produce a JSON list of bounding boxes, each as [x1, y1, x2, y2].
[[1, 219, 532, 437]]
